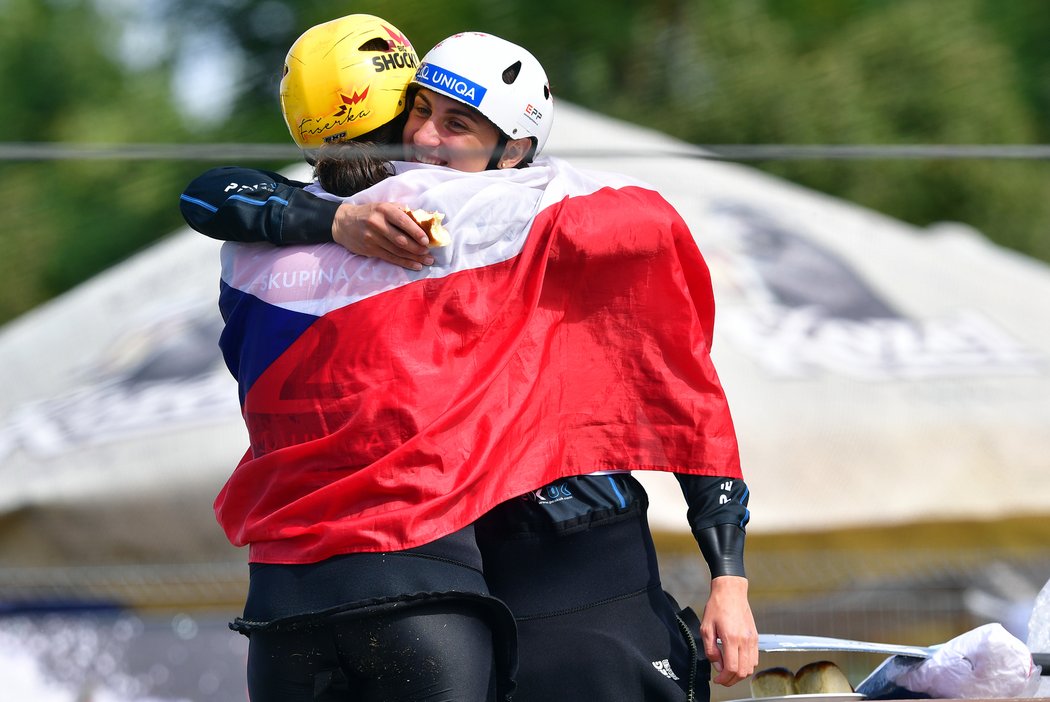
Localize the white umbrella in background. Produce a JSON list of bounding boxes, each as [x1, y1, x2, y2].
[[0, 102, 1048, 584]]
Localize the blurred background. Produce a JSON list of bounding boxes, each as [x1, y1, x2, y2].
[[2, 0, 1049, 700]]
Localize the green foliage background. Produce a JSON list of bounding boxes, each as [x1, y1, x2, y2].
[[2, 0, 1049, 325]]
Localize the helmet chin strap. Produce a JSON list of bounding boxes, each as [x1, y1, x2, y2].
[[486, 133, 510, 170]]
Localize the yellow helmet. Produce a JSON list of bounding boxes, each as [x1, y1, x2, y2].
[[279, 14, 418, 150]]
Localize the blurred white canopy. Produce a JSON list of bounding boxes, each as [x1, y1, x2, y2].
[[1, 103, 1049, 570]]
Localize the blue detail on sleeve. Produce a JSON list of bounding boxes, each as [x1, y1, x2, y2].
[[179, 193, 291, 214], [228, 194, 290, 207], [739, 484, 747, 528], [179, 194, 218, 213], [606, 475, 627, 509]]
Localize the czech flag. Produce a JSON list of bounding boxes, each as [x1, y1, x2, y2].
[[214, 158, 741, 564]]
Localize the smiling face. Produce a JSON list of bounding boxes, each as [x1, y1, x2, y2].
[[401, 88, 502, 172]]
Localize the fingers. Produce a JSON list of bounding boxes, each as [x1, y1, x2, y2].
[[710, 630, 758, 687], [712, 638, 743, 687], [701, 576, 759, 688], [387, 205, 432, 250], [702, 626, 723, 672], [360, 237, 434, 270], [702, 623, 735, 686], [370, 248, 434, 271], [332, 202, 435, 270], [362, 227, 433, 266], [365, 204, 430, 258]]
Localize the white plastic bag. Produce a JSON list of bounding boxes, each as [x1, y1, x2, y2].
[[896, 622, 1040, 698], [1027, 577, 1050, 696], [1028, 577, 1050, 654]]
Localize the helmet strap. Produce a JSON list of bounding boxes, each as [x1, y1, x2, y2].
[[487, 133, 510, 170]]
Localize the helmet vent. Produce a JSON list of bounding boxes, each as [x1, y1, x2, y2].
[[502, 61, 522, 85], [359, 37, 392, 52]]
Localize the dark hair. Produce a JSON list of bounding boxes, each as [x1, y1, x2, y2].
[[313, 142, 394, 197]]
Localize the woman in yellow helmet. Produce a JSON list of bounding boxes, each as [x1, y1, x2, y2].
[[181, 17, 757, 702], [193, 17, 518, 702]]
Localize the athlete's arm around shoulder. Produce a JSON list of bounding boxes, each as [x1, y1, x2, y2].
[[179, 166, 433, 269], [179, 166, 340, 245]]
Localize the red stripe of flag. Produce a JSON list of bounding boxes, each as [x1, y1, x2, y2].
[[214, 186, 741, 563]]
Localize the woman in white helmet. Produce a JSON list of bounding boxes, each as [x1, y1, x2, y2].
[[183, 26, 757, 702], [398, 38, 756, 702], [402, 32, 552, 171]]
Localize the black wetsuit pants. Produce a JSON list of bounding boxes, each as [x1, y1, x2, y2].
[[244, 599, 499, 702], [477, 474, 710, 702]]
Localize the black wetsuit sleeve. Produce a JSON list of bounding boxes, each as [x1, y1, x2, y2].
[[178, 166, 340, 245], [675, 474, 750, 578]]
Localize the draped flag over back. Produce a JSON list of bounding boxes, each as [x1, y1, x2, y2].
[[214, 158, 742, 563]]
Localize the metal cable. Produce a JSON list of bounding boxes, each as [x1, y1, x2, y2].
[[3, 142, 1050, 161]]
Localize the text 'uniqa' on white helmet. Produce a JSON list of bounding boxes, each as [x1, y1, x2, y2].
[[411, 32, 554, 156]]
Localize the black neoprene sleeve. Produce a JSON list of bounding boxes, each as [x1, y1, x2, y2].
[[695, 523, 747, 578], [179, 166, 339, 245], [675, 474, 750, 578]]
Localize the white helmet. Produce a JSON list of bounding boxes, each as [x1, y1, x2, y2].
[[411, 32, 554, 156]]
